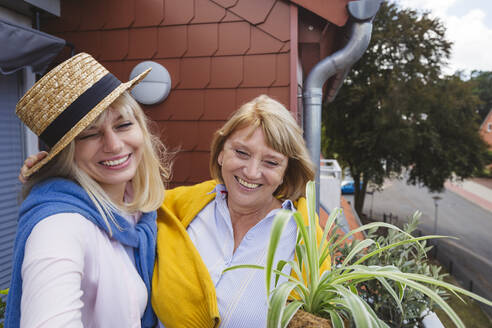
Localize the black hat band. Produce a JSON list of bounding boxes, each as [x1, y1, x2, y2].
[[39, 73, 122, 147]]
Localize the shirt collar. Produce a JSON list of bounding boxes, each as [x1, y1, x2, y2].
[[209, 183, 228, 199], [281, 199, 295, 211]]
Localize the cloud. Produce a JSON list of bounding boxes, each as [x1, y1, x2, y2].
[[393, 0, 492, 75], [443, 9, 492, 74], [399, 0, 457, 17]]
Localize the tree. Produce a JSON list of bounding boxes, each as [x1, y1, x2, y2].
[[406, 75, 487, 190], [469, 71, 492, 122], [322, 2, 488, 217]]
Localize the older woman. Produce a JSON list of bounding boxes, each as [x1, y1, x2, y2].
[[153, 95, 330, 328], [7, 53, 169, 328]]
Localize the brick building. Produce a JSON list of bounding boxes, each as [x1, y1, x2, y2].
[[480, 109, 492, 150]]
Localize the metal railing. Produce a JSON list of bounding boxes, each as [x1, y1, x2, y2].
[[319, 159, 341, 213]]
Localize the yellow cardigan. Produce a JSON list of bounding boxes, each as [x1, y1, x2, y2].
[[152, 180, 330, 328]]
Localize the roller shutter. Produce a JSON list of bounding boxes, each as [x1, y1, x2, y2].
[[0, 71, 24, 289]]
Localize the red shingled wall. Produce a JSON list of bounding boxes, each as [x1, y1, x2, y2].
[[42, 0, 295, 186], [42, 0, 346, 186]]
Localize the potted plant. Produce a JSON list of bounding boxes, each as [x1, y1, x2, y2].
[[227, 181, 492, 328]]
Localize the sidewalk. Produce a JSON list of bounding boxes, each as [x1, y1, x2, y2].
[[319, 196, 364, 241], [444, 178, 492, 212]]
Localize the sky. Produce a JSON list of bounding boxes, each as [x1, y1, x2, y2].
[[397, 0, 492, 76]]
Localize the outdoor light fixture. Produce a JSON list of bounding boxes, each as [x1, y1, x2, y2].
[[129, 61, 171, 105]]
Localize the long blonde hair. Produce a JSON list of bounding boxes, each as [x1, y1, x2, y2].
[[24, 92, 171, 234]]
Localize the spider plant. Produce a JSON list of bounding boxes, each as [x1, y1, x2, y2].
[[226, 181, 492, 328], [0, 288, 8, 325], [338, 214, 448, 327]]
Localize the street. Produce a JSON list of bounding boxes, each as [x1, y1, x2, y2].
[[344, 178, 492, 317], [346, 178, 492, 261]]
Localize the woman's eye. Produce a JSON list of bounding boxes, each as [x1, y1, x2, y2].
[[77, 132, 99, 140], [116, 122, 133, 129], [235, 149, 249, 157], [265, 160, 279, 167]]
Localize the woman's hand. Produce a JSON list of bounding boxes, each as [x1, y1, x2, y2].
[[19, 151, 48, 183]]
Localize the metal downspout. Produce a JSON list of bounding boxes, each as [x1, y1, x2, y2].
[[302, 0, 383, 212]]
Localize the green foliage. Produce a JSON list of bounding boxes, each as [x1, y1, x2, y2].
[[338, 213, 447, 327], [473, 150, 492, 177], [469, 71, 492, 122], [322, 2, 488, 215], [406, 75, 488, 191], [225, 181, 492, 328]]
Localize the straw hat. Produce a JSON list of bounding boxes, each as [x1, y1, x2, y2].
[[16, 53, 151, 177]]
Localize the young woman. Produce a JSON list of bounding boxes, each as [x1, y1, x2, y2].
[[6, 53, 169, 328]]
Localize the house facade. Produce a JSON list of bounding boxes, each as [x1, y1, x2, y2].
[[0, 0, 352, 289], [40, 0, 351, 186]]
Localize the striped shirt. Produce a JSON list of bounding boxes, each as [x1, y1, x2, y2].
[[186, 184, 298, 328]]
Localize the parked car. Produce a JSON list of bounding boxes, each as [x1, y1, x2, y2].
[[341, 180, 355, 194]]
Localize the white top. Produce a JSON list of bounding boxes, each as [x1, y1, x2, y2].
[[20, 212, 147, 328], [187, 184, 297, 328]]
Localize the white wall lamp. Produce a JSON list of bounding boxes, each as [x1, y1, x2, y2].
[[129, 61, 171, 105]]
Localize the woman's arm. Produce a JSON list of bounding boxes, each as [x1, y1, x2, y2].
[[20, 213, 91, 328]]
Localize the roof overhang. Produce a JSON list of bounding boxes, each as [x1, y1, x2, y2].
[[0, 0, 60, 17], [290, 0, 350, 26]]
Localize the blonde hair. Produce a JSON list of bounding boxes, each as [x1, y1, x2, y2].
[[210, 95, 314, 201], [24, 92, 170, 234]]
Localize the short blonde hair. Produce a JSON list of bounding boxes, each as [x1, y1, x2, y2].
[[24, 92, 170, 233], [210, 95, 314, 201]]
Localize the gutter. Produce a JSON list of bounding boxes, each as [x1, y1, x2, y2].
[[302, 0, 383, 212]]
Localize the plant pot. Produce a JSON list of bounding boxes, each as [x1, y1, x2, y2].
[[287, 309, 333, 328]]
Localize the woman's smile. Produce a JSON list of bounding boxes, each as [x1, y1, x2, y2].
[[235, 176, 261, 189], [99, 154, 131, 169]]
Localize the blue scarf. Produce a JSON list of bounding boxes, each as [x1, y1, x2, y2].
[[5, 178, 157, 328]]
